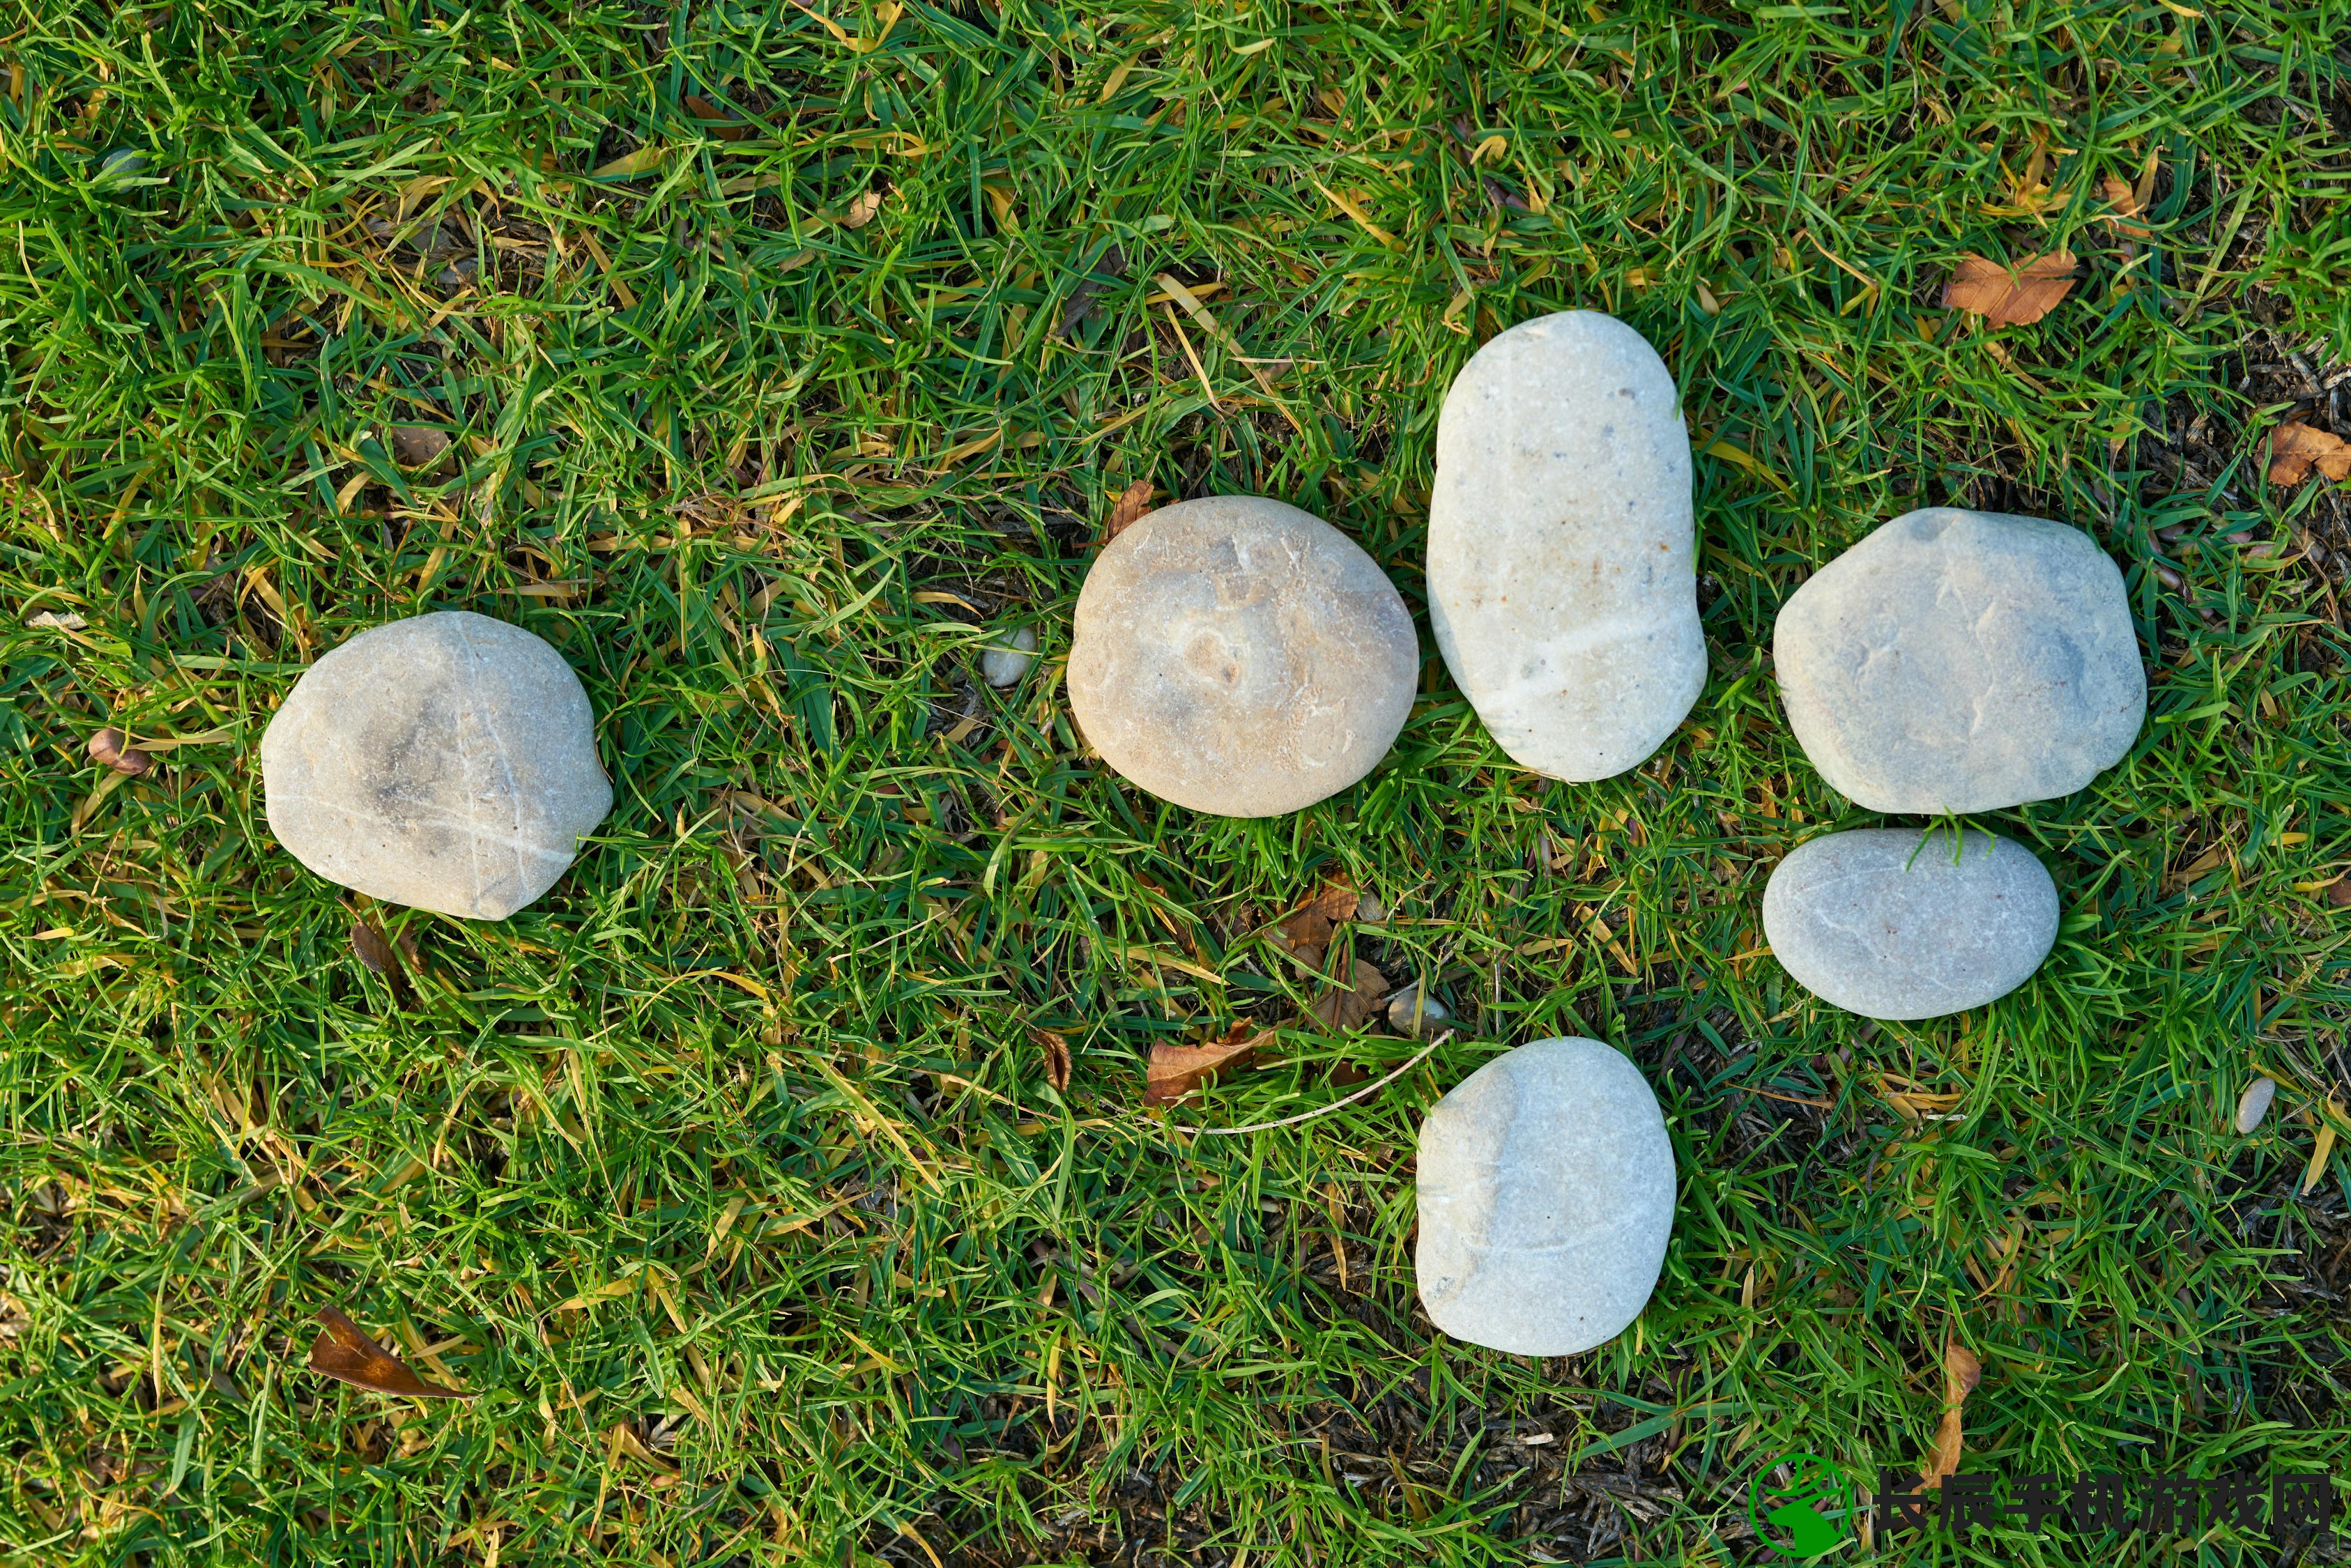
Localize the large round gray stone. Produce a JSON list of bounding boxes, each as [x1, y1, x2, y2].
[[1427, 311, 1706, 781], [1762, 827, 2058, 1021], [1773, 507, 2145, 813], [1066, 496, 1416, 817], [1416, 1037, 1675, 1356], [261, 610, 612, 920]]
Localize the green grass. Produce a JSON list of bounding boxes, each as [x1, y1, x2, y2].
[[3, 0, 2350, 1562]]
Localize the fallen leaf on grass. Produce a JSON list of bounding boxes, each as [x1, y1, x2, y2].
[[389, 425, 452, 470], [1307, 957, 1390, 1032], [2099, 175, 2150, 240], [24, 609, 86, 630], [594, 144, 668, 180], [609, 1421, 678, 1472], [307, 1306, 473, 1399], [86, 728, 152, 777], [682, 93, 756, 141], [1272, 875, 1358, 963], [1032, 1027, 1072, 1093], [1144, 1025, 1274, 1106], [2267, 422, 2351, 487], [841, 188, 885, 229], [1920, 1331, 1982, 1488], [1102, 479, 1156, 544], [1941, 251, 2077, 327], [2302, 1100, 2343, 1195]]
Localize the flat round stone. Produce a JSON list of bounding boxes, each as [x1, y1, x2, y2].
[[261, 610, 613, 920], [1066, 496, 1416, 817], [1762, 827, 2058, 1021], [1773, 507, 2146, 813], [1427, 310, 1706, 781], [1416, 1037, 1675, 1356]]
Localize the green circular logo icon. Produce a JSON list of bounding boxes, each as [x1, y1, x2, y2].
[[1748, 1452, 1854, 1558]]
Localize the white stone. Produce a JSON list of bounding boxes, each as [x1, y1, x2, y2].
[[980, 624, 1037, 688], [1772, 507, 2146, 813], [1427, 311, 1705, 781], [1762, 827, 2058, 1021], [1066, 496, 1417, 817], [1416, 1037, 1675, 1356], [2235, 1077, 2276, 1135], [261, 610, 612, 920]]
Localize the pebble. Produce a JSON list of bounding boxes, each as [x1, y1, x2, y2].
[[1386, 983, 1450, 1038], [1773, 507, 2145, 812], [2235, 1077, 2276, 1135], [1427, 310, 1706, 781], [1066, 496, 1417, 817], [261, 610, 613, 920], [980, 624, 1037, 688], [1416, 1037, 1675, 1356], [1762, 827, 2058, 1021]]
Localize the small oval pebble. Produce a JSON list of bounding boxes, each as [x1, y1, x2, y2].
[[1386, 983, 1450, 1038], [2235, 1076, 2276, 1135], [1763, 827, 2058, 1021], [1427, 311, 1705, 781], [1773, 508, 2146, 813], [1066, 496, 1416, 817], [261, 610, 612, 921], [980, 624, 1037, 688]]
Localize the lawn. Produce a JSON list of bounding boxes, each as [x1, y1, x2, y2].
[[3, 0, 2350, 1563]]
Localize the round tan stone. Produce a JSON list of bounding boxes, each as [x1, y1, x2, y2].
[[1066, 496, 1417, 817]]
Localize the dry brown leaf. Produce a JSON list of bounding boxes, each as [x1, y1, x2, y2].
[[2099, 175, 2150, 240], [2302, 1100, 2343, 1195], [682, 93, 755, 141], [841, 188, 885, 229], [307, 1306, 473, 1399], [350, 920, 403, 979], [1144, 1025, 1273, 1107], [1032, 1027, 1072, 1093], [1273, 875, 1360, 962], [87, 727, 152, 777], [390, 425, 452, 470], [1103, 479, 1156, 543], [2267, 421, 2351, 487], [1307, 956, 1390, 1033], [1920, 1331, 1982, 1489], [1940, 251, 2078, 327]]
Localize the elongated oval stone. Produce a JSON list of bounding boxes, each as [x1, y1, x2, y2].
[[1427, 311, 1705, 781], [1762, 827, 2058, 1021], [261, 610, 613, 920], [1416, 1037, 1676, 1356], [1067, 495, 1417, 817], [1772, 507, 2146, 813]]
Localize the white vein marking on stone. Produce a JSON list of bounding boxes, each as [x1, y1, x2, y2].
[[270, 790, 572, 862], [1470, 610, 1659, 713], [450, 616, 530, 900]]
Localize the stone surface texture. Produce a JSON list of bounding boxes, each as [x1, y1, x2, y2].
[[980, 624, 1038, 688], [1427, 311, 1705, 781], [1762, 827, 2058, 1021], [1416, 1037, 1675, 1356], [261, 610, 613, 920], [1773, 507, 2145, 813], [1066, 496, 1416, 817]]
